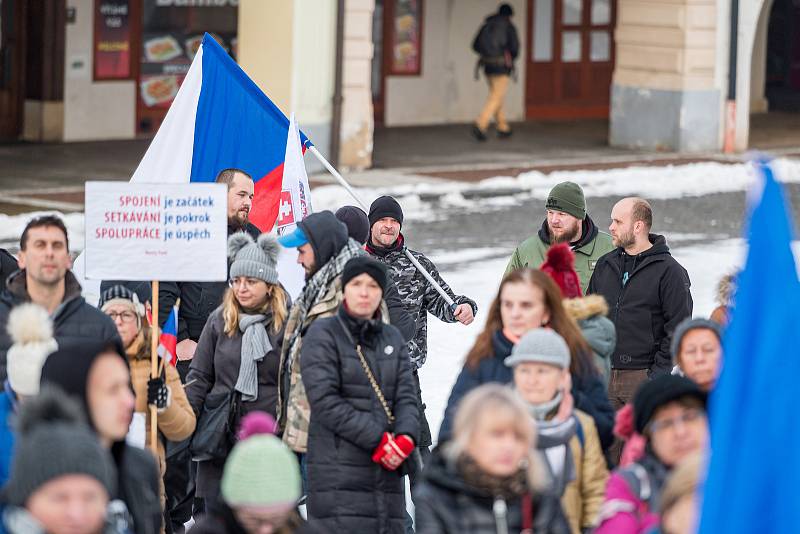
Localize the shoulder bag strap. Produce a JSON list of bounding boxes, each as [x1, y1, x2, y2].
[[355, 343, 395, 425]]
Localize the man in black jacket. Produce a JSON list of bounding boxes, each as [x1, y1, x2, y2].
[[0, 249, 18, 291], [588, 197, 692, 412], [0, 215, 120, 385], [472, 3, 519, 140]]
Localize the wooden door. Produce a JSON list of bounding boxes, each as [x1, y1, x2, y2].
[[0, 0, 26, 141], [526, 0, 615, 119]]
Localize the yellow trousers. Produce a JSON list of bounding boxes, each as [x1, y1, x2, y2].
[[476, 74, 510, 132]]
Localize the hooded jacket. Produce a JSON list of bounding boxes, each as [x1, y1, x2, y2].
[[301, 307, 419, 534], [0, 270, 120, 386], [564, 295, 616, 387], [587, 235, 693, 375], [506, 215, 614, 294], [472, 14, 520, 76], [414, 449, 571, 534], [39, 340, 162, 534]]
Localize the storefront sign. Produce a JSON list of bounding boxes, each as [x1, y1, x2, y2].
[[94, 0, 132, 79], [84, 182, 228, 281]]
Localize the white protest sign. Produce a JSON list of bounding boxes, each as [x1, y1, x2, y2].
[[84, 182, 227, 281]]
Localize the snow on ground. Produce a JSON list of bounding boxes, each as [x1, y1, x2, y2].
[[420, 238, 763, 443]]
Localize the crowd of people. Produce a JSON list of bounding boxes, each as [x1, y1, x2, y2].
[[0, 165, 731, 534]]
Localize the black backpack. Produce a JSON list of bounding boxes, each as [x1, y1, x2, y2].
[[472, 18, 505, 57]]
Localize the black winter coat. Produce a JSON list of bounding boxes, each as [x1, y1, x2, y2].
[[0, 250, 18, 291], [414, 450, 571, 534], [438, 331, 614, 451], [191, 502, 326, 534], [114, 443, 162, 534], [185, 301, 288, 499], [301, 307, 420, 534], [587, 234, 693, 375], [472, 14, 520, 75], [0, 270, 120, 385], [177, 222, 260, 342]]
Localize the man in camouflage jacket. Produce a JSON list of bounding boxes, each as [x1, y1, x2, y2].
[[365, 196, 478, 451]]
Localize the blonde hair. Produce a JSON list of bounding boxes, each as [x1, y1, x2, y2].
[[444, 384, 548, 491], [222, 285, 288, 337]]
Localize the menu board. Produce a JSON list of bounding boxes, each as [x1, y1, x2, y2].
[[94, 0, 132, 80], [389, 0, 423, 75]]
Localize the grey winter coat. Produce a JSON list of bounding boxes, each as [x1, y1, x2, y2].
[[564, 295, 616, 387], [0, 270, 120, 386], [185, 301, 287, 500], [302, 307, 420, 534]]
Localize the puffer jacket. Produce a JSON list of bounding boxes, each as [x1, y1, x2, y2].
[[561, 411, 609, 534], [126, 330, 195, 509], [506, 216, 615, 294], [414, 449, 571, 534], [301, 307, 419, 534], [564, 295, 616, 387], [185, 303, 287, 499], [438, 330, 513, 442], [366, 234, 477, 369], [471, 13, 520, 76], [0, 270, 120, 386]]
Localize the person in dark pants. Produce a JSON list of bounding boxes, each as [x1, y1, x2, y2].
[[587, 198, 692, 463]]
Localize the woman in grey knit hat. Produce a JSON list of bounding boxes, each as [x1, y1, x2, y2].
[[185, 232, 290, 506]]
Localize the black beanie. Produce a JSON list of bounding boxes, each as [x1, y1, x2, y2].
[[341, 256, 388, 294], [4, 387, 116, 506], [368, 196, 404, 228], [498, 3, 514, 16], [336, 206, 370, 245], [633, 375, 707, 434]]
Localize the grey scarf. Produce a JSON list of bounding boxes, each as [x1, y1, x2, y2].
[[235, 313, 272, 401]]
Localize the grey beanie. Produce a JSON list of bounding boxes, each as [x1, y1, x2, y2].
[[4, 388, 116, 506], [228, 232, 280, 284], [504, 329, 571, 369], [671, 317, 723, 365]]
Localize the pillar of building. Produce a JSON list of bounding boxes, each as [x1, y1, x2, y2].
[[609, 0, 720, 152]]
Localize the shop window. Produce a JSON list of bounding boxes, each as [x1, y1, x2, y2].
[[94, 0, 134, 80], [385, 0, 423, 76]]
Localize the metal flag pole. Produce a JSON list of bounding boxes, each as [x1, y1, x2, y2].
[[308, 145, 456, 309]]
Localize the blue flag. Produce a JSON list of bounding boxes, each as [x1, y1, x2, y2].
[[698, 161, 800, 532]]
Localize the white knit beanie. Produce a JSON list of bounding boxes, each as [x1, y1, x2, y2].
[[6, 304, 58, 396]]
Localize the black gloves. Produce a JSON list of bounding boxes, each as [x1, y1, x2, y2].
[[147, 377, 170, 410]]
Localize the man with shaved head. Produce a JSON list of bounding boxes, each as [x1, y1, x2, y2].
[[588, 197, 693, 410]]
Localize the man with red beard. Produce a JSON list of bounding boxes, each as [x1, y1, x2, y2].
[[506, 181, 613, 293]]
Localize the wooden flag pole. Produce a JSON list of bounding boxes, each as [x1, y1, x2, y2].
[[149, 280, 160, 453]]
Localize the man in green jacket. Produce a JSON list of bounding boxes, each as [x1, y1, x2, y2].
[[505, 181, 614, 293]]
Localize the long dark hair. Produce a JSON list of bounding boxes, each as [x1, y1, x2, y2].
[[465, 269, 597, 377]]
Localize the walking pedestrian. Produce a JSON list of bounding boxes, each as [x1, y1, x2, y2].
[[0, 215, 119, 385], [595, 376, 708, 534], [2, 388, 127, 534], [588, 197, 692, 409], [471, 3, 519, 140], [506, 182, 614, 293], [414, 384, 570, 534], [507, 329, 608, 534], [191, 412, 317, 534], [276, 211, 366, 455], [439, 269, 613, 452], [99, 285, 196, 516], [185, 233, 289, 507], [40, 339, 162, 534], [671, 318, 722, 392], [301, 256, 420, 533], [366, 195, 477, 462], [0, 304, 58, 488]]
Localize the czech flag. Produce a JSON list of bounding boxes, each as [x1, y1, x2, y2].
[[157, 306, 179, 367], [130, 33, 312, 232]]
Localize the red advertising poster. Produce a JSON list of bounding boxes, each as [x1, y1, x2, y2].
[[94, 0, 132, 80]]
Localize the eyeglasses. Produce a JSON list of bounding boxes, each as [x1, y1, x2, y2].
[[107, 311, 137, 323], [648, 407, 704, 435], [228, 277, 263, 290]]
